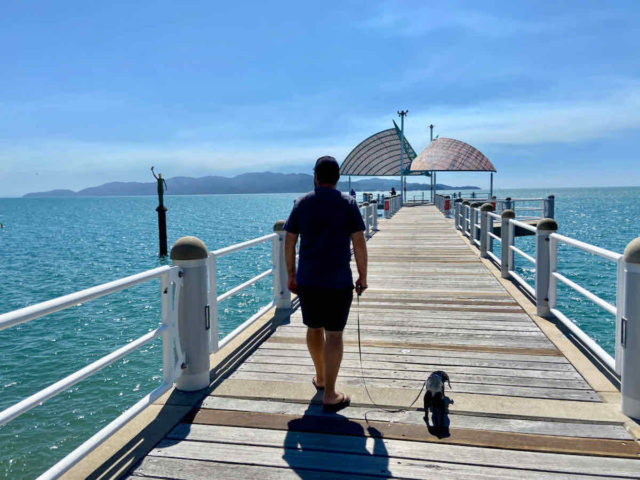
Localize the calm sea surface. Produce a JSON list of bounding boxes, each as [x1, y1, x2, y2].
[[0, 187, 638, 479]]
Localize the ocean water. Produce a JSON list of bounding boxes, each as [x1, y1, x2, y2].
[[0, 187, 638, 479]]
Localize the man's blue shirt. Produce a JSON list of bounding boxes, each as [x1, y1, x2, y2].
[[284, 187, 365, 288]]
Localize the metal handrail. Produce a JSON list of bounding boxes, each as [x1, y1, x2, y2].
[[0, 265, 174, 332], [510, 245, 535, 264], [0, 325, 166, 427], [212, 233, 278, 258], [509, 269, 536, 297], [549, 233, 623, 373], [0, 265, 183, 480], [511, 219, 536, 233], [217, 268, 273, 303], [551, 232, 621, 262]]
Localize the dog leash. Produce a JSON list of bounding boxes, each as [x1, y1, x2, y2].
[[355, 292, 426, 422]]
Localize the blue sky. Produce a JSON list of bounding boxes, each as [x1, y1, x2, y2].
[[1, 1, 640, 195]]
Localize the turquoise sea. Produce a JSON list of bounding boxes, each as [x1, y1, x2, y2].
[[0, 187, 638, 479]]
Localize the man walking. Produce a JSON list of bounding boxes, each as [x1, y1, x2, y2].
[[284, 156, 368, 412]]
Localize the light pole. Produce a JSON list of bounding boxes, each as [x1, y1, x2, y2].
[[398, 110, 408, 203]]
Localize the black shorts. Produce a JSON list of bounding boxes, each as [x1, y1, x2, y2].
[[298, 287, 354, 332]]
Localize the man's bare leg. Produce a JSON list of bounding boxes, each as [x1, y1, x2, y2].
[[323, 330, 346, 404], [306, 327, 325, 387]]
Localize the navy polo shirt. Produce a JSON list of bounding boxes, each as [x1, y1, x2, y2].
[[284, 187, 366, 288]]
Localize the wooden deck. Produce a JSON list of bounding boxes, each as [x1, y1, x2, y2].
[[126, 205, 640, 479]]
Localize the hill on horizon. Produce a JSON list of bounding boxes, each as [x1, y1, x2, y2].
[[23, 172, 479, 197]]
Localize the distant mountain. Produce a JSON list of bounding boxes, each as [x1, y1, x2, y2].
[[23, 172, 479, 197]]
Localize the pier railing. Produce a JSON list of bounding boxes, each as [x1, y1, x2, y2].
[[442, 195, 555, 220], [453, 201, 640, 418], [0, 266, 184, 480], [0, 200, 384, 479]]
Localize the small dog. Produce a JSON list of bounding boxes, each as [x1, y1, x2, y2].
[[423, 370, 451, 427]]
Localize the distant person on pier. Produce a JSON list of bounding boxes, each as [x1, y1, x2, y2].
[[390, 187, 397, 196], [284, 156, 368, 412], [151, 166, 168, 207], [350, 188, 356, 198]]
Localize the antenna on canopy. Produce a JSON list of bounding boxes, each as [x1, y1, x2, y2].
[[429, 124, 434, 142]]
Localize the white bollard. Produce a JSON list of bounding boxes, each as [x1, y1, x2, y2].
[[470, 203, 481, 245], [622, 237, 640, 418], [362, 202, 371, 237], [479, 203, 493, 258], [462, 201, 470, 234], [170, 236, 211, 391], [501, 210, 515, 278], [371, 201, 378, 231], [272, 221, 292, 310], [535, 218, 558, 317]]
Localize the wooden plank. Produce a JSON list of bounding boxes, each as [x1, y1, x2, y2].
[[245, 355, 584, 379], [146, 437, 626, 480], [267, 335, 563, 356], [166, 423, 640, 475], [129, 456, 381, 480], [200, 397, 633, 440], [235, 363, 592, 389], [280, 323, 548, 337], [259, 342, 571, 364], [228, 371, 602, 401]]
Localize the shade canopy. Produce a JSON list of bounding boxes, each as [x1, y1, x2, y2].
[[410, 137, 496, 172], [340, 121, 417, 176]]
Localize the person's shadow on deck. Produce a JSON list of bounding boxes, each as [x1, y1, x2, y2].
[[282, 402, 390, 479]]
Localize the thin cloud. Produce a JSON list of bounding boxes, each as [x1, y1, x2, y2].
[[360, 6, 554, 38]]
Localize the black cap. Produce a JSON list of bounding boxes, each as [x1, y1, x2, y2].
[[314, 155, 339, 171], [313, 155, 340, 184]]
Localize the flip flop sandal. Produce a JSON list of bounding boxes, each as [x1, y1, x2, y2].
[[312, 377, 324, 390], [323, 393, 350, 413]]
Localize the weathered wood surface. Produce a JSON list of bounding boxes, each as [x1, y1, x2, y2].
[[128, 205, 639, 479]]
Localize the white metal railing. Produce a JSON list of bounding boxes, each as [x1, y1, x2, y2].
[[447, 199, 640, 394], [207, 232, 279, 353], [0, 265, 184, 480], [549, 233, 624, 373], [382, 194, 402, 218]]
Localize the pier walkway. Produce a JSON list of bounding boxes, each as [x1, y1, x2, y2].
[[80, 205, 639, 479]]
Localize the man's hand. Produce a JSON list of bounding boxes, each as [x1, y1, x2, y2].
[[351, 230, 368, 296], [288, 273, 298, 294], [355, 277, 367, 296]]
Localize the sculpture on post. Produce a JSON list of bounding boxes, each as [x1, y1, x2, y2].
[[151, 166, 169, 256], [151, 166, 168, 207]]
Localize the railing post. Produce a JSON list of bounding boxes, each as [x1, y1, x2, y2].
[[454, 199, 462, 230], [462, 201, 470, 235], [207, 254, 219, 353], [273, 221, 292, 310], [505, 197, 513, 210], [622, 237, 640, 418], [501, 210, 515, 278], [371, 201, 378, 231], [470, 202, 482, 245], [170, 236, 211, 391], [362, 202, 371, 237], [535, 219, 558, 317], [480, 203, 493, 258], [544, 195, 555, 219]]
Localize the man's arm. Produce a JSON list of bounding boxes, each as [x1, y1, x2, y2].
[[284, 232, 299, 294], [351, 230, 368, 295]]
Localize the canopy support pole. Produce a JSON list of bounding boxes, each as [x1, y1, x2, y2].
[[349, 176, 351, 192], [490, 172, 494, 199], [430, 171, 434, 203], [434, 172, 437, 200]]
